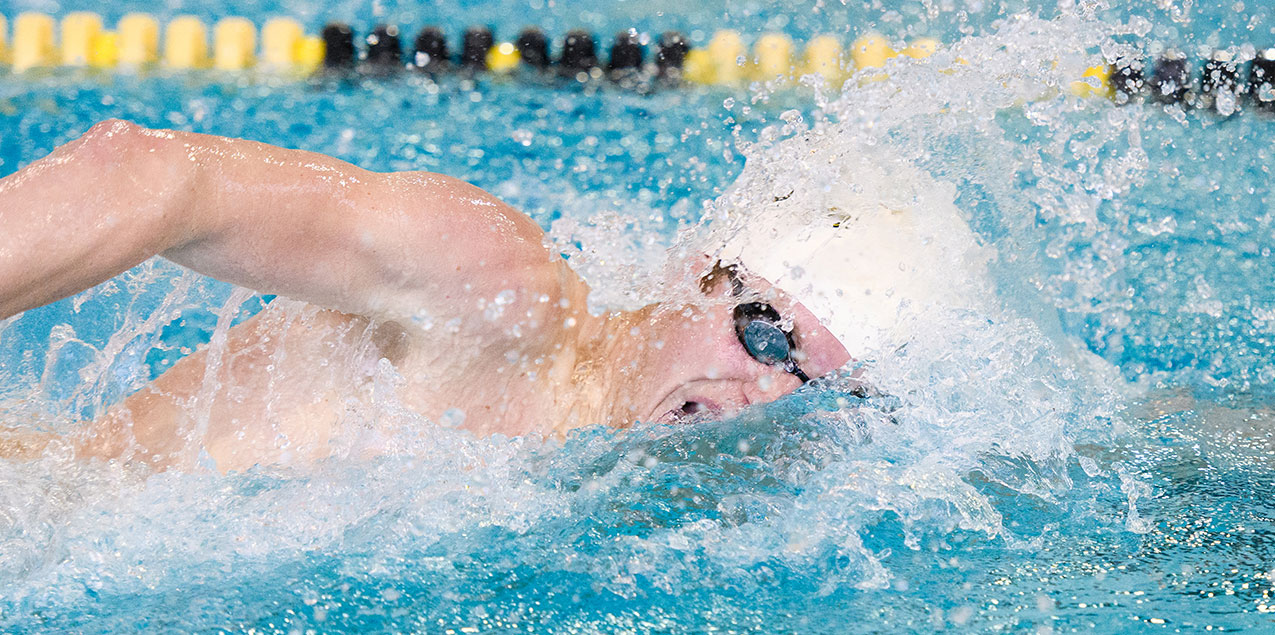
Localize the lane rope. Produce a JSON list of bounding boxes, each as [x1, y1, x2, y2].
[[1, 12, 1272, 114]]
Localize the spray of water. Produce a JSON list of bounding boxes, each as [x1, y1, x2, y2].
[[3, 4, 1271, 630]]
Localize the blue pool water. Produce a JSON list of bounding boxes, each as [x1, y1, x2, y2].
[[3, 0, 1275, 632]]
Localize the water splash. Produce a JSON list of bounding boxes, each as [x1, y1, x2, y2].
[[2, 2, 1275, 631]]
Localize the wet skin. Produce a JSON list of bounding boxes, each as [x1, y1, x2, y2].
[[638, 263, 851, 424], [0, 120, 849, 472]]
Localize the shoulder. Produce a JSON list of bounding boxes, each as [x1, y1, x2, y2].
[[357, 173, 592, 347]]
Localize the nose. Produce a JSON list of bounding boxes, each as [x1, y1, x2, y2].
[[740, 367, 804, 405]]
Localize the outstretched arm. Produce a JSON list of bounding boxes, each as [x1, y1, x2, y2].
[[0, 120, 198, 318], [0, 120, 585, 346]]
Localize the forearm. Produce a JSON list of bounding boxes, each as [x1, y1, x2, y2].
[[0, 120, 198, 319], [155, 138, 573, 323], [1, 119, 583, 342], [0, 119, 374, 319]]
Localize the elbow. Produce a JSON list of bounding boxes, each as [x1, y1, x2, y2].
[[74, 119, 202, 249], [75, 119, 151, 160], [67, 120, 166, 178], [86, 118, 144, 139], [74, 120, 191, 175]]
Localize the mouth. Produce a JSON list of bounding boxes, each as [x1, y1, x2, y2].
[[650, 386, 724, 424], [663, 399, 723, 424], [670, 398, 719, 421]]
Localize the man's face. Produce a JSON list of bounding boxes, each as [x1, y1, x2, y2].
[[639, 262, 852, 423]]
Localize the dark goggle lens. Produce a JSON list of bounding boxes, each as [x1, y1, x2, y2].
[[741, 320, 791, 365], [734, 303, 792, 367], [732, 301, 811, 384]]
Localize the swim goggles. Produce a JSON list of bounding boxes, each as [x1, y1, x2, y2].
[[732, 302, 811, 383]]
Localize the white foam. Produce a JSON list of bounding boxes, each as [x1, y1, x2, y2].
[[0, 9, 1181, 614]]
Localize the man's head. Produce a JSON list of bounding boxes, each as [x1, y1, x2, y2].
[[618, 258, 850, 424], [613, 141, 992, 424], [711, 152, 993, 362]]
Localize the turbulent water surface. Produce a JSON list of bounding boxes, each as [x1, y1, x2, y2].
[[2, 0, 1275, 632]]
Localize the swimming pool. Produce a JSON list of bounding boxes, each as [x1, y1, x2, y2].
[[2, 0, 1275, 632]]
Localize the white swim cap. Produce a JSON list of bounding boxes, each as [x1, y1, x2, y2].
[[710, 141, 993, 360]]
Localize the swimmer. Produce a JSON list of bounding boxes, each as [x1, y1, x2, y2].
[[0, 119, 982, 471]]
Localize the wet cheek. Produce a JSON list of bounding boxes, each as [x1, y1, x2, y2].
[[678, 342, 732, 379], [672, 321, 721, 350], [684, 344, 728, 378], [801, 330, 851, 374], [815, 344, 852, 374], [757, 374, 774, 392]]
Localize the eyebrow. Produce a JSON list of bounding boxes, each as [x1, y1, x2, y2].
[[699, 261, 745, 296]]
